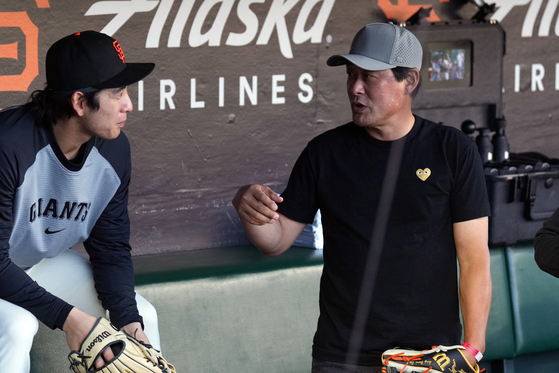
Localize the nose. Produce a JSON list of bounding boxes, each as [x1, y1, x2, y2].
[[122, 90, 133, 112], [348, 76, 365, 96]]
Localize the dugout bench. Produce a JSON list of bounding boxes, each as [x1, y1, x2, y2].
[[30, 242, 559, 373]]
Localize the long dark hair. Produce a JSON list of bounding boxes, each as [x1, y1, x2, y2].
[[25, 86, 101, 129]]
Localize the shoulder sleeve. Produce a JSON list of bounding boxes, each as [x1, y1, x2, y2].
[[447, 128, 491, 223], [84, 132, 141, 328], [534, 208, 559, 278], [277, 145, 319, 224], [0, 112, 73, 330]]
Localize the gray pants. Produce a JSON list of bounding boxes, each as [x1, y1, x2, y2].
[[312, 358, 384, 373]]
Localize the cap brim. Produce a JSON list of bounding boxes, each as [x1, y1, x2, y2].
[[94, 62, 155, 89], [327, 54, 395, 71]]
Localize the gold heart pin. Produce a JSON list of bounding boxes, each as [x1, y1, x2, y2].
[[416, 168, 431, 181]]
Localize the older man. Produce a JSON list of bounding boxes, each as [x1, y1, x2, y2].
[[233, 23, 491, 372]]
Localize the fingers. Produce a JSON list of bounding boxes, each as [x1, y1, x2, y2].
[[233, 185, 283, 225], [249, 185, 281, 212], [95, 347, 116, 369], [239, 208, 274, 226], [95, 357, 104, 369], [103, 346, 116, 363], [64, 310, 119, 369]]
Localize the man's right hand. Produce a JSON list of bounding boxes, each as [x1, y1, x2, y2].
[[232, 184, 284, 225], [63, 308, 115, 369]]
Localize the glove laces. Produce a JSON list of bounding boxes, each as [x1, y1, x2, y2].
[[68, 350, 92, 373], [125, 327, 174, 372]]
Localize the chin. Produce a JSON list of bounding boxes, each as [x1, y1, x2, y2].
[[353, 114, 379, 128], [111, 129, 122, 139], [352, 117, 367, 127], [101, 129, 121, 140]]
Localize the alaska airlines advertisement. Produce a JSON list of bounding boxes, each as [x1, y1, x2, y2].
[[1, 0, 557, 253]]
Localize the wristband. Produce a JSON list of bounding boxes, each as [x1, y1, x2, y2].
[[462, 342, 483, 362]]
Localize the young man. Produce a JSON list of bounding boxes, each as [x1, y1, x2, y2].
[[233, 23, 492, 372], [0, 31, 158, 372]]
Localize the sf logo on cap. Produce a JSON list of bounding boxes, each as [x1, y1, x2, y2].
[[112, 40, 125, 63]]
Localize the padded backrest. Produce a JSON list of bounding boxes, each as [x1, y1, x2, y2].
[[507, 244, 559, 355], [136, 266, 322, 373], [134, 245, 323, 372], [484, 248, 516, 360]]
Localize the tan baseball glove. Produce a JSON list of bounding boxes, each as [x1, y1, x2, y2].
[[68, 317, 176, 373]]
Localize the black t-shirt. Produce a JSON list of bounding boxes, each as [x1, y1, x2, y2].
[[278, 116, 491, 365], [535, 207, 559, 278]]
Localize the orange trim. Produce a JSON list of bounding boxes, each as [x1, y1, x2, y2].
[[113, 40, 126, 63], [0, 42, 18, 60], [0, 12, 39, 92], [377, 0, 441, 23], [35, 0, 50, 8], [384, 352, 424, 363]]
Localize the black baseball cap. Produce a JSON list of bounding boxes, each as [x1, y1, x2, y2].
[[46, 31, 155, 99]]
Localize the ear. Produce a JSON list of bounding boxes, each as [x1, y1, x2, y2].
[[70, 91, 86, 116], [404, 68, 420, 96]]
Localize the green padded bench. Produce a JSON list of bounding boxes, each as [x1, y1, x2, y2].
[[506, 243, 559, 355], [28, 243, 559, 372], [133, 245, 323, 373], [30, 245, 323, 373], [480, 242, 559, 373], [484, 247, 516, 361]]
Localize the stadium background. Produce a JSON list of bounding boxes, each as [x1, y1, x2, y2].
[[1, 0, 557, 255]]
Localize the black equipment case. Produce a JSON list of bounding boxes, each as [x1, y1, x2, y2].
[[485, 154, 559, 245]]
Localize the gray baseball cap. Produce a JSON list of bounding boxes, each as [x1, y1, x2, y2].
[[327, 22, 422, 71]]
